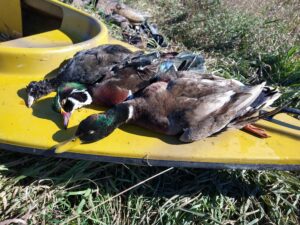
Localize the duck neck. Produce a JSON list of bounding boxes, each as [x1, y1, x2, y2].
[[106, 103, 135, 127]]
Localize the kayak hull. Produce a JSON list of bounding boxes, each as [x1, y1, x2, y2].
[[0, 0, 299, 170]]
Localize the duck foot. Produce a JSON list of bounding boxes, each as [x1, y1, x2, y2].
[[242, 124, 270, 138]]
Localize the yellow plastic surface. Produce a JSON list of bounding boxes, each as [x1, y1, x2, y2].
[[0, 0, 136, 76], [0, 0, 299, 167], [0, 0, 22, 35]]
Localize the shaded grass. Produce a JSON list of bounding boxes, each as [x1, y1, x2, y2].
[[0, 150, 299, 224], [1, 0, 300, 224]]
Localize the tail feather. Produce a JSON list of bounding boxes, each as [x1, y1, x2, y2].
[[229, 101, 291, 129], [233, 82, 266, 115], [229, 83, 282, 128], [250, 86, 281, 110]]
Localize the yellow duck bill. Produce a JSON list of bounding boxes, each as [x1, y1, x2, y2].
[[54, 137, 82, 154]]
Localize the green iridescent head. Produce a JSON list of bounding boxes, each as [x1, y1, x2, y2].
[[53, 82, 92, 128], [75, 104, 134, 143], [75, 113, 115, 143], [54, 104, 135, 153]]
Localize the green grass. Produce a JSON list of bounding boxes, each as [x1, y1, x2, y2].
[[1, 0, 300, 224], [124, 0, 300, 107], [1, 150, 299, 224]]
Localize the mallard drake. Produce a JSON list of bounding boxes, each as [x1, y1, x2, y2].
[[55, 74, 281, 152], [53, 53, 205, 128], [26, 44, 141, 107]]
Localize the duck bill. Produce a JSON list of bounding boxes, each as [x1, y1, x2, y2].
[[27, 95, 35, 108], [62, 111, 72, 129], [54, 137, 82, 154]]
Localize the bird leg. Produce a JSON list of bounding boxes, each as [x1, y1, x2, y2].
[[242, 124, 270, 138]]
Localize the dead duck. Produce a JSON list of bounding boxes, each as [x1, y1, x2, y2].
[[52, 67, 152, 128], [26, 44, 142, 107], [53, 53, 205, 128], [55, 74, 281, 152]]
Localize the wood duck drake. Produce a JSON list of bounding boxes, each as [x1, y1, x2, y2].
[[55, 73, 281, 152], [26, 44, 143, 107], [53, 52, 205, 128]]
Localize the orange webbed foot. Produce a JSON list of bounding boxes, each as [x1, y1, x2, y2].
[[242, 124, 270, 138]]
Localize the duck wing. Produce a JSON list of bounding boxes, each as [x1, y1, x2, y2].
[[167, 76, 243, 98], [178, 82, 270, 142], [26, 45, 142, 106], [228, 86, 281, 128], [57, 45, 135, 84]]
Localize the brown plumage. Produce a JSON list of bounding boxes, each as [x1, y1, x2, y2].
[[63, 72, 281, 146], [126, 75, 254, 142]]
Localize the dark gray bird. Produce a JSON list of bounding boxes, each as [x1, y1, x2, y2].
[[26, 44, 139, 107]]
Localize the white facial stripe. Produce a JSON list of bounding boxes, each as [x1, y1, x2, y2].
[[85, 92, 93, 105], [66, 91, 92, 112], [71, 89, 85, 94], [68, 89, 93, 112], [68, 97, 82, 113], [70, 89, 92, 104], [127, 105, 134, 121]]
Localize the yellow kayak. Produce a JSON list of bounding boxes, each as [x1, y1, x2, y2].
[[0, 0, 299, 170]]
